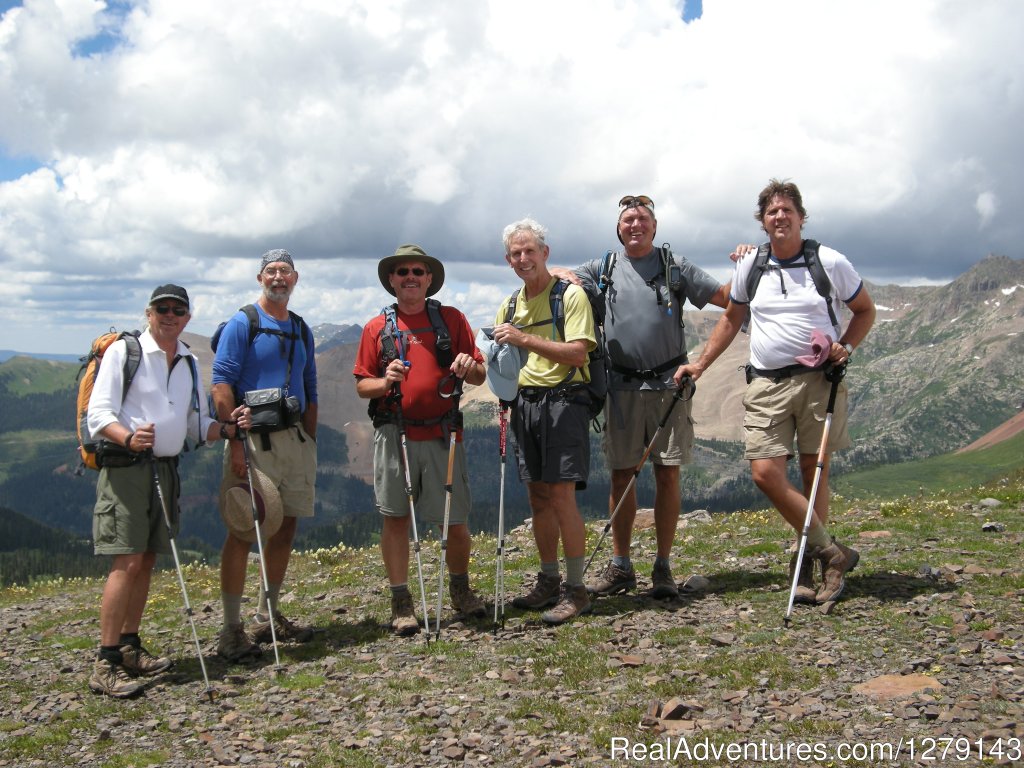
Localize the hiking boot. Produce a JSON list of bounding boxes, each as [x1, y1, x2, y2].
[[586, 561, 637, 596], [789, 550, 817, 604], [88, 657, 145, 698], [217, 623, 262, 662], [391, 590, 421, 636], [541, 584, 593, 625], [449, 577, 487, 618], [119, 644, 173, 676], [251, 611, 314, 644], [650, 560, 679, 599], [814, 538, 860, 603], [511, 571, 562, 610]]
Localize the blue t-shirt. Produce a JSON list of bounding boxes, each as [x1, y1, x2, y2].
[[211, 304, 318, 410]]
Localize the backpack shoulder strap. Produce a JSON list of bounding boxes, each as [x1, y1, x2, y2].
[[120, 331, 143, 403], [745, 243, 773, 303], [598, 251, 616, 294], [425, 298, 453, 369], [801, 239, 839, 330], [240, 304, 261, 346], [504, 289, 521, 324], [549, 279, 569, 340]]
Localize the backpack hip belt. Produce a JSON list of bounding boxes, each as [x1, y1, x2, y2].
[[745, 363, 821, 384], [610, 353, 686, 382]]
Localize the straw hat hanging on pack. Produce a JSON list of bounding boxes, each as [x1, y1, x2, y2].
[[219, 466, 284, 543]]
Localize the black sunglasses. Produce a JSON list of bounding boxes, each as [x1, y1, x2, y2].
[[394, 267, 428, 277], [619, 194, 654, 209], [154, 304, 188, 316]]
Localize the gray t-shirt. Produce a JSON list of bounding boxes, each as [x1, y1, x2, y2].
[[576, 248, 721, 391]]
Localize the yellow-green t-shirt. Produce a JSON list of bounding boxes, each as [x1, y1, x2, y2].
[[493, 277, 596, 389]]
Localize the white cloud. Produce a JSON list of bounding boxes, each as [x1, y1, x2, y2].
[[0, 0, 1022, 352]]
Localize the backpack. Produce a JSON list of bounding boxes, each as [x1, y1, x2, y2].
[[368, 299, 456, 426], [75, 330, 199, 472], [742, 239, 840, 336], [598, 243, 686, 328], [504, 279, 607, 422], [210, 303, 312, 356]]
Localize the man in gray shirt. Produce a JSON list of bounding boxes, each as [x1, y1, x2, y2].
[[565, 195, 729, 599]]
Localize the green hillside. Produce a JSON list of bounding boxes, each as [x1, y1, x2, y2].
[[835, 430, 1024, 500]]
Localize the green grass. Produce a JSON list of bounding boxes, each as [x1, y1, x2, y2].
[[837, 430, 1024, 498]]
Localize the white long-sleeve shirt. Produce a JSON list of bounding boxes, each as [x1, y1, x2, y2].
[[87, 329, 215, 457]]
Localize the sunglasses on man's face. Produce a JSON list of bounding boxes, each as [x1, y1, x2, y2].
[[618, 195, 654, 209], [154, 304, 188, 317], [394, 267, 428, 277]]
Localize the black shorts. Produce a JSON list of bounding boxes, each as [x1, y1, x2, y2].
[[510, 387, 590, 489]]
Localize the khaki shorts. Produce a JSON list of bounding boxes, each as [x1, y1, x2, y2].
[[373, 424, 471, 527], [603, 389, 694, 470], [93, 460, 179, 555], [742, 373, 850, 459], [224, 425, 317, 518]]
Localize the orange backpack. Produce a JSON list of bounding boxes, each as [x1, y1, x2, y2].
[[75, 330, 142, 472]]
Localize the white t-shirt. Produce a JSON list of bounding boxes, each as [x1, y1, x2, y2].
[[730, 243, 863, 371]]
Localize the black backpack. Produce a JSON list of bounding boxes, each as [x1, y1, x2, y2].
[[210, 304, 312, 355], [368, 299, 457, 427], [742, 239, 839, 336], [597, 244, 687, 328], [504, 279, 607, 422]]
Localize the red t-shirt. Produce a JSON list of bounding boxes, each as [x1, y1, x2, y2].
[[353, 304, 483, 441]]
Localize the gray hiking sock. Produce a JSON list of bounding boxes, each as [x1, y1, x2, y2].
[[806, 524, 831, 550], [449, 572, 469, 587], [257, 581, 282, 618], [613, 554, 633, 571], [390, 583, 410, 596], [540, 561, 559, 577], [222, 592, 243, 627], [654, 556, 671, 569], [565, 556, 585, 587]]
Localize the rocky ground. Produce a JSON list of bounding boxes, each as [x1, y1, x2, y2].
[[1, 487, 1023, 767]]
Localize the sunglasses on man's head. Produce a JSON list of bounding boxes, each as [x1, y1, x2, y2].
[[394, 267, 428, 277], [618, 195, 655, 209], [154, 304, 188, 316]]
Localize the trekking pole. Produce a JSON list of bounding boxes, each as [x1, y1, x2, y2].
[[434, 374, 464, 640], [392, 375, 431, 643], [493, 402, 509, 634], [239, 431, 282, 670], [148, 453, 214, 702], [784, 363, 845, 627], [584, 378, 695, 576]]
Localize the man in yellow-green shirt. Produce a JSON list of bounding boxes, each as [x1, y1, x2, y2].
[[489, 217, 596, 625]]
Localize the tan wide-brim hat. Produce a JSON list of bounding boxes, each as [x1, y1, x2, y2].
[[218, 466, 283, 544], [377, 243, 445, 297]]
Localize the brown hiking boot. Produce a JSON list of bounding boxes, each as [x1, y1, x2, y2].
[[512, 571, 562, 610], [390, 590, 421, 636], [119, 644, 173, 676], [650, 560, 679, 599], [217, 623, 262, 662], [252, 611, 314, 644], [88, 657, 145, 698], [541, 584, 592, 625], [789, 550, 817, 604], [586, 561, 637, 596], [815, 538, 860, 603], [449, 576, 487, 618]]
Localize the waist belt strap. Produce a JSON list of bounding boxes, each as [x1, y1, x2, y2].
[[610, 353, 686, 382], [747, 363, 820, 382]]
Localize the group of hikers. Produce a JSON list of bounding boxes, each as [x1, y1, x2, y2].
[[84, 178, 875, 698]]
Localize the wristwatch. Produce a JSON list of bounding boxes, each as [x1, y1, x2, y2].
[[842, 342, 854, 356], [219, 422, 232, 440]]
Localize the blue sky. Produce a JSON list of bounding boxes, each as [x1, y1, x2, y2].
[[1, 0, 1021, 353]]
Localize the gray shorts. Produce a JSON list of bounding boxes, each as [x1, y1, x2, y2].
[[742, 373, 850, 459], [224, 425, 317, 518], [93, 460, 179, 556], [510, 387, 590, 489], [373, 423, 471, 526], [603, 388, 694, 470]]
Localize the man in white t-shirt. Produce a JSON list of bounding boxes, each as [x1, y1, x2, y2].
[[676, 179, 875, 605]]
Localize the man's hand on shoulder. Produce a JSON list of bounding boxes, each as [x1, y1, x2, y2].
[[548, 266, 582, 286], [729, 243, 756, 263]]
